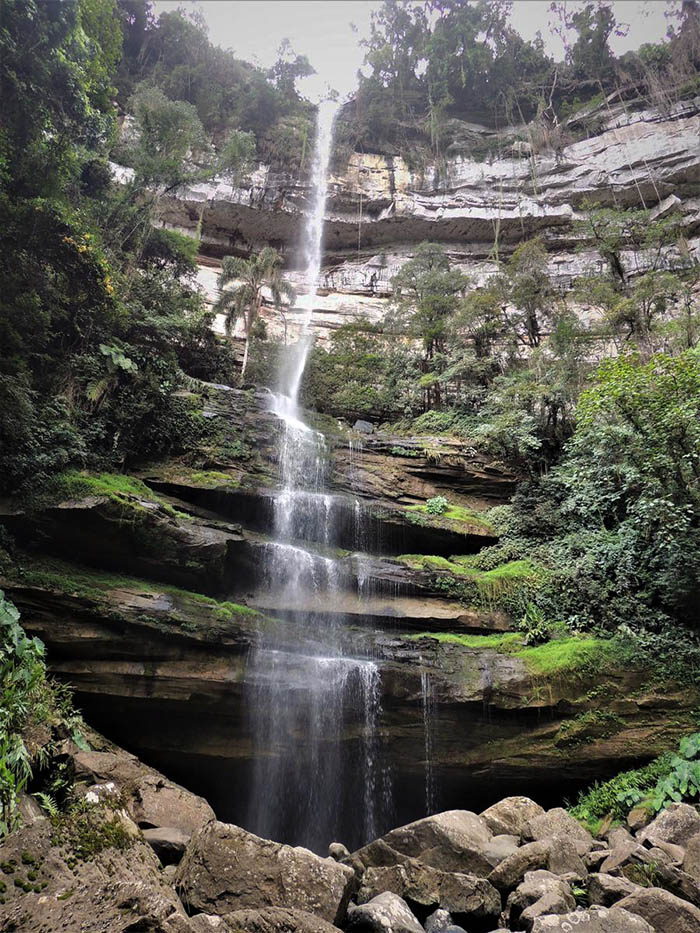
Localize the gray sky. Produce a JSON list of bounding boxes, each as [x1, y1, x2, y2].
[[152, 1, 678, 101]]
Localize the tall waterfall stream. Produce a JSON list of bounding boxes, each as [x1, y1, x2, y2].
[[243, 102, 394, 851]]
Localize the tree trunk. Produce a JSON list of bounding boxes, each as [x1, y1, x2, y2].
[[240, 337, 250, 379]]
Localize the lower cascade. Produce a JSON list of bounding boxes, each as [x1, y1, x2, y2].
[[244, 390, 394, 851]]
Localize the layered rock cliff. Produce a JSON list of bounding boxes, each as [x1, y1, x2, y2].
[[151, 95, 700, 343]]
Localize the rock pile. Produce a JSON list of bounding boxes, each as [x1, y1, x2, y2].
[[3, 740, 700, 933]]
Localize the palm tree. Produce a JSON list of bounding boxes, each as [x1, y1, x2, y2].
[[215, 247, 295, 378]]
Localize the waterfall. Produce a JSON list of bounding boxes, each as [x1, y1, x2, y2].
[[244, 99, 391, 852], [281, 98, 338, 402]]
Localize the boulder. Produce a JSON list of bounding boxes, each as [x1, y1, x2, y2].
[[683, 831, 700, 885], [545, 835, 588, 881], [0, 806, 193, 932], [354, 810, 494, 876], [531, 906, 654, 931], [505, 870, 575, 930], [190, 919, 227, 932], [329, 842, 351, 862], [639, 803, 700, 849], [142, 826, 191, 865], [523, 809, 593, 856], [220, 907, 342, 932], [618, 887, 700, 932], [488, 841, 551, 891], [482, 834, 521, 868], [628, 807, 654, 833], [423, 908, 467, 932], [346, 892, 423, 933], [174, 821, 354, 924], [521, 888, 578, 931], [481, 797, 546, 838], [71, 748, 215, 835], [357, 858, 501, 926], [354, 420, 375, 434], [587, 872, 641, 906]]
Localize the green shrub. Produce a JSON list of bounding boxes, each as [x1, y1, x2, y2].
[[426, 496, 449, 515], [571, 732, 700, 827]]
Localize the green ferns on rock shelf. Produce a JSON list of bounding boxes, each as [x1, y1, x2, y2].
[[570, 732, 700, 831], [0, 591, 87, 836]]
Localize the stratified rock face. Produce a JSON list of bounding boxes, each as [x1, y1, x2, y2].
[[149, 99, 700, 344], [174, 821, 355, 924]]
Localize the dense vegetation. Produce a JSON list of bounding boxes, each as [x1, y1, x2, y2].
[[335, 0, 700, 162], [0, 0, 317, 499]]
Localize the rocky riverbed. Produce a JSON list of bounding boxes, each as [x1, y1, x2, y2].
[[2, 728, 700, 932]]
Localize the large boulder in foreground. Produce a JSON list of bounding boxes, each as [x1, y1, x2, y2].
[[354, 810, 494, 876], [174, 821, 355, 924], [0, 805, 193, 933]]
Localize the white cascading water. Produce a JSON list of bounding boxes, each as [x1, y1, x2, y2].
[[245, 99, 391, 851]]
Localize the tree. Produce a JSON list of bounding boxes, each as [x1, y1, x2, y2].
[[215, 249, 295, 379], [504, 238, 555, 348], [390, 242, 467, 408]]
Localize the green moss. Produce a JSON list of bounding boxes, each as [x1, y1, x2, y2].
[[51, 803, 134, 862], [406, 631, 524, 650], [405, 503, 495, 533], [555, 710, 624, 748], [186, 470, 240, 488], [405, 630, 613, 678], [15, 557, 259, 619], [33, 471, 192, 522], [518, 636, 612, 676]]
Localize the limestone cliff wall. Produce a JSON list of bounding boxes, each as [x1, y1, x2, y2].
[[152, 96, 700, 344]]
